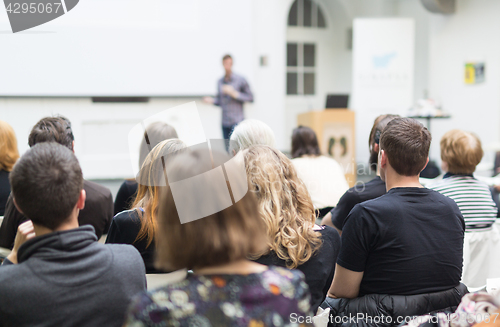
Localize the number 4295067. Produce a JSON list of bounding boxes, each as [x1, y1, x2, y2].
[[6, 3, 62, 14]]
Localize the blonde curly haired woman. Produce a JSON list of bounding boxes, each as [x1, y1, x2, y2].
[[106, 138, 186, 273], [243, 145, 340, 312]]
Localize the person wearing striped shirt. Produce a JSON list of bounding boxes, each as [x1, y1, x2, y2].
[[429, 129, 499, 289]]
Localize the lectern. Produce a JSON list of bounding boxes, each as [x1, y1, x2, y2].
[[297, 109, 356, 187]]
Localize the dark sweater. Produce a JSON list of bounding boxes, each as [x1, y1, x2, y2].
[[0, 180, 113, 249], [0, 225, 146, 327], [254, 225, 340, 313], [106, 209, 164, 274], [113, 180, 138, 215], [0, 170, 10, 216]]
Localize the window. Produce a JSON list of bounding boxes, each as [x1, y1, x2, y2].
[[288, 0, 326, 28], [287, 43, 315, 95]]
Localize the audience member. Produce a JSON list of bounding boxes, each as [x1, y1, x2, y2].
[[114, 121, 178, 215], [0, 116, 113, 248], [106, 138, 186, 273], [244, 145, 340, 313], [229, 119, 276, 154], [125, 148, 313, 327], [0, 142, 145, 327], [291, 125, 349, 217], [429, 129, 499, 288], [0, 120, 19, 216], [325, 118, 466, 322], [321, 114, 398, 233]]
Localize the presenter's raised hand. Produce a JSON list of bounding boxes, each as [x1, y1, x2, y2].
[[222, 85, 240, 99], [203, 97, 215, 104]]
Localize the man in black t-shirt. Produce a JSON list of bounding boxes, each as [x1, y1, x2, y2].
[[321, 114, 398, 233], [328, 118, 464, 299]]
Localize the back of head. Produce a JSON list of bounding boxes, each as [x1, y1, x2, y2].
[[291, 126, 321, 159], [229, 119, 276, 154], [28, 116, 74, 150], [155, 148, 266, 271], [9, 142, 83, 230], [379, 117, 431, 176], [0, 120, 20, 172], [440, 129, 483, 175], [133, 138, 187, 247], [139, 122, 178, 168], [243, 145, 321, 269], [368, 114, 400, 171]]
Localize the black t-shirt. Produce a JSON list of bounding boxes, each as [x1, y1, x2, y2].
[[0, 180, 113, 249], [106, 209, 165, 274], [0, 170, 10, 216], [330, 176, 386, 230], [113, 180, 138, 215], [338, 187, 465, 296], [254, 226, 340, 312]]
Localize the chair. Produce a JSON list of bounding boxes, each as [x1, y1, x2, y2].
[[146, 269, 188, 290]]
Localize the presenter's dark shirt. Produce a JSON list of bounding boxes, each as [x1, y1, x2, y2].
[[0, 180, 113, 249], [0, 170, 10, 216], [330, 176, 386, 230], [113, 180, 138, 215], [213, 73, 253, 127], [254, 225, 340, 312], [106, 209, 165, 274], [338, 187, 465, 296]]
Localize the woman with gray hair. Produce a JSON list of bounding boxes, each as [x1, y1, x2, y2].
[[228, 119, 276, 154]]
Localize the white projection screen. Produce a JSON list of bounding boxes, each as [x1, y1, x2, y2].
[[0, 0, 254, 96]]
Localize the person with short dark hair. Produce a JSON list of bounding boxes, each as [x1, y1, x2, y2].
[[203, 54, 254, 140], [0, 142, 145, 327], [429, 129, 499, 288], [321, 114, 398, 233], [291, 126, 348, 217], [124, 149, 313, 327], [0, 120, 19, 216], [323, 118, 466, 322], [0, 116, 114, 249]]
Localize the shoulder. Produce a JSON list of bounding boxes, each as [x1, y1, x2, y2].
[[105, 242, 142, 259], [318, 225, 341, 244], [104, 243, 145, 273], [113, 209, 141, 226], [127, 280, 199, 324], [234, 73, 249, 83], [426, 187, 459, 203], [343, 197, 382, 226], [264, 266, 307, 288], [119, 180, 138, 192], [126, 291, 166, 325], [83, 180, 112, 199], [264, 267, 311, 312], [339, 187, 362, 204], [0, 262, 30, 283]]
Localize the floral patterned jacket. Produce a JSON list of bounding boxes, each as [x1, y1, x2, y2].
[[125, 266, 314, 327]]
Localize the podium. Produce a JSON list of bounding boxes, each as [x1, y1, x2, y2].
[[297, 109, 356, 187]]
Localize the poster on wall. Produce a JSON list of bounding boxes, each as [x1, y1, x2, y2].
[[322, 122, 353, 176], [465, 62, 485, 84], [351, 18, 415, 164]]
